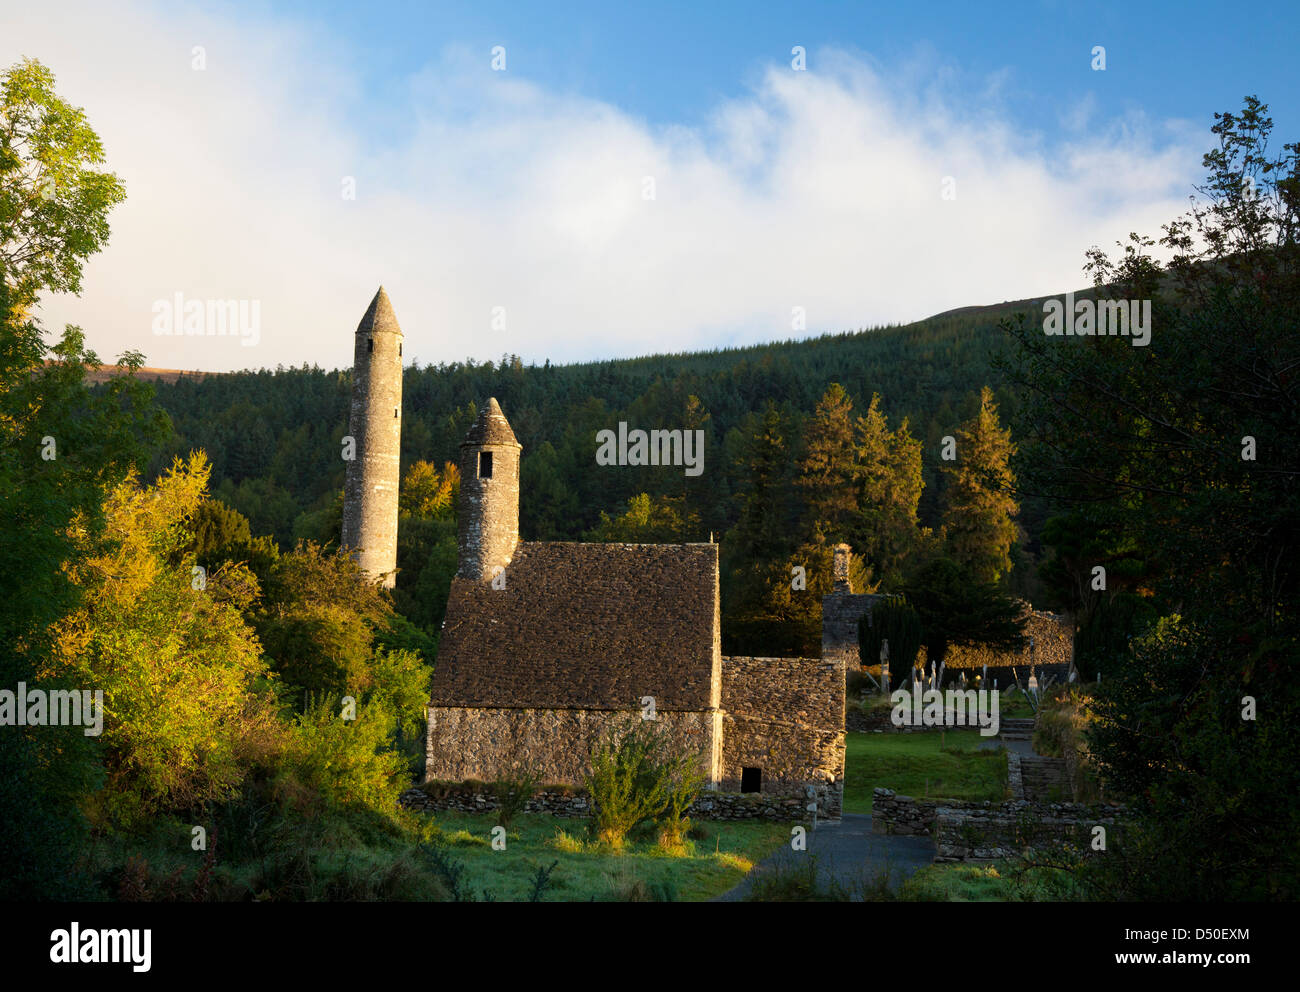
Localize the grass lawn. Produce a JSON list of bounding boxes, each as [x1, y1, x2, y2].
[[429, 812, 791, 901], [859, 688, 1037, 720], [85, 807, 790, 902], [898, 860, 1082, 901], [843, 730, 1009, 813], [998, 692, 1037, 719]]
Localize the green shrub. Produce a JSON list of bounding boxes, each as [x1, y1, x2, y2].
[[1074, 592, 1157, 681], [585, 716, 704, 849], [490, 766, 541, 828], [286, 693, 409, 816]]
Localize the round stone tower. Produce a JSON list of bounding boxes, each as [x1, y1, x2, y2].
[[341, 286, 403, 588], [457, 397, 521, 582]]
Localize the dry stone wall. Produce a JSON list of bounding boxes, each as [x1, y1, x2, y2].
[[940, 611, 1074, 670], [399, 785, 816, 821], [872, 787, 1125, 861]]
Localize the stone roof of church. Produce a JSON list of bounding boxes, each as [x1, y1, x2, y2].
[[429, 541, 719, 711], [461, 397, 520, 448], [356, 286, 401, 335]]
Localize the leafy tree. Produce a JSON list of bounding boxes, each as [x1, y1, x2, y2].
[[940, 386, 1018, 584], [0, 57, 156, 896], [585, 716, 703, 849], [286, 693, 411, 816], [1000, 96, 1300, 898], [1036, 510, 1153, 620], [1086, 616, 1299, 900], [46, 453, 280, 829], [392, 514, 457, 635], [0, 58, 126, 304], [189, 497, 252, 558], [254, 540, 394, 702], [400, 459, 459, 518], [1072, 591, 1158, 681]]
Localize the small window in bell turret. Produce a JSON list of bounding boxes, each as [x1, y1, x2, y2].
[[368, 338, 374, 353], [479, 451, 493, 479]]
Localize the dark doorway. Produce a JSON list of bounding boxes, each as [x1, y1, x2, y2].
[[741, 767, 762, 793]]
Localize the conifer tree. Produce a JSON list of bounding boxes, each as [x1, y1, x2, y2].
[[940, 386, 1018, 584], [854, 393, 924, 587], [796, 383, 859, 543]]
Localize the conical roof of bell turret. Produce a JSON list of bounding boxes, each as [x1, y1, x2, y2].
[[461, 397, 520, 447], [356, 286, 401, 335]]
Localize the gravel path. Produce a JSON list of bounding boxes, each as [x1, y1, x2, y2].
[[713, 813, 935, 901]]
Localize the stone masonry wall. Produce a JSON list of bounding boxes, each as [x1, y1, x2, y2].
[[719, 656, 845, 819], [826, 598, 1074, 676], [871, 788, 1125, 861], [939, 611, 1074, 670], [399, 786, 816, 821], [425, 706, 718, 786], [821, 590, 881, 668]]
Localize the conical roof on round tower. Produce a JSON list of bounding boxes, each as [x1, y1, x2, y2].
[[461, 397, 520, 448], [357, 286, 402, 335]]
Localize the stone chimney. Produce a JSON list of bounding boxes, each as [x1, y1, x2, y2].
[[832, 543, 853, 593]]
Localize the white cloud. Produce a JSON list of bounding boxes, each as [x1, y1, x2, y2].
[[2, 1, 1203, 372]]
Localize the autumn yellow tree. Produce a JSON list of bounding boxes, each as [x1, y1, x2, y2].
[[400, 459, 459, 518], [45, 452, 281, 827]]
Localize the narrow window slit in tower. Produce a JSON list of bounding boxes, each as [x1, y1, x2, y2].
[[398, 343, 402, 357], [479, 451, 493, 479], [367, 338, 374, 353]]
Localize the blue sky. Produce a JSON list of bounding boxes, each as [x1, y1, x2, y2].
[[251, 0, 1300, 145], [5, 1, 1297, 372]]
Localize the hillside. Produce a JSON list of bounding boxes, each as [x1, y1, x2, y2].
[[131, 296, 1045, 552]]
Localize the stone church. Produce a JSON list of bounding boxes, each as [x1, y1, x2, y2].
[[340, 289, 847, 817]]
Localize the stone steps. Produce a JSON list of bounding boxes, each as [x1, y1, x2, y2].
[[999, 718, 1036, 741], [1019, 756, 1070, 801]]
